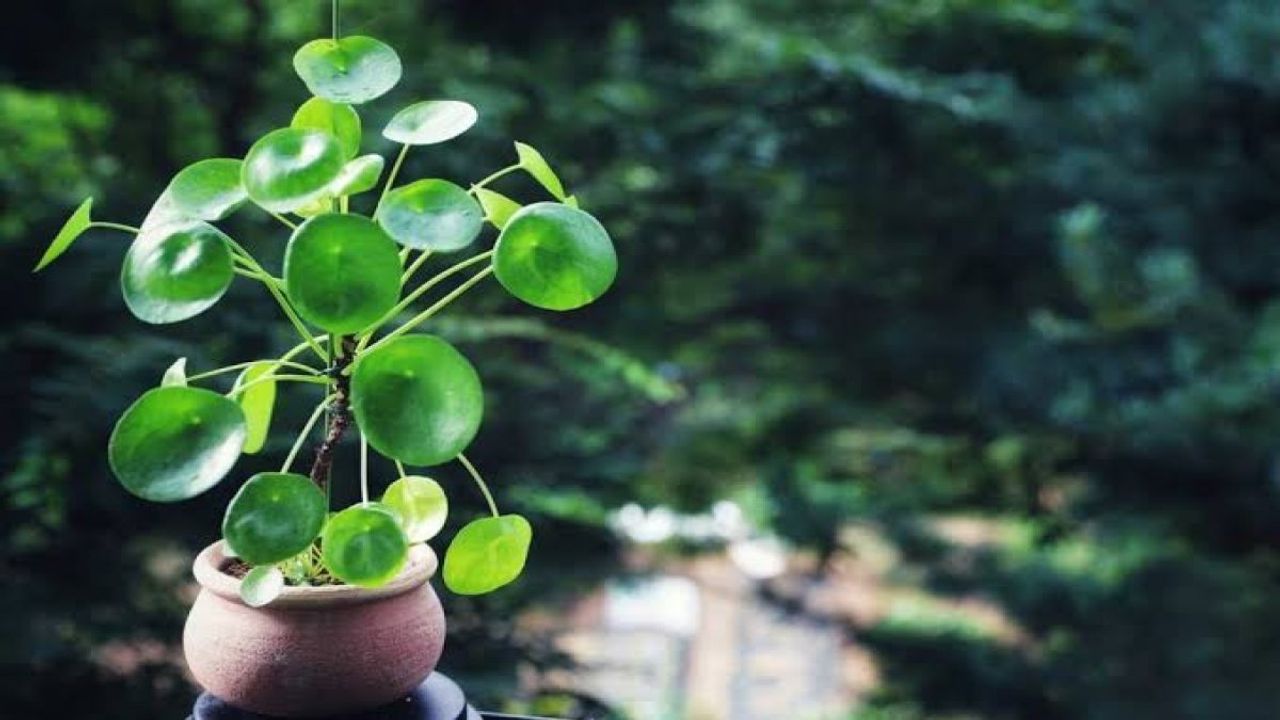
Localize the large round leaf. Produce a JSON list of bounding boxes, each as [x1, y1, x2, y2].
[[283, 214, 401, 334], [443, 515, 532, 595], [351, 335, 484, 466], [382, 476, 448, 543], [383, 100, 477, 145], [291, 97, 362, 159], [242, 128, 345, 213], [168, 159, 248, 221], [322, 504, 409, 587], [293, 36, 402, 105], [493, 203, 617, 311], [377, 179, 482, 252], [121, 220, 234, 324], [108, 386, 247, 502], [223, 472, 327, 565]]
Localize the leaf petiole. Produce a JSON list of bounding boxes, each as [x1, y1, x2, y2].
[[457, 452, 499, 518], [363, 266, 494, 352]]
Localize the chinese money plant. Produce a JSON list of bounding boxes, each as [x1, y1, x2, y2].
[[34, 16, 617, 607]]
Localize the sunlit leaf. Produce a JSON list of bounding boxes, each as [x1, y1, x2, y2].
[[162, 357, 187, 387], [108, 387, 246, 502], [239, 565, 285, 608], [473, 187, 521, 230], [377, 179, 483, 252], [242, 128, 345, 213], [443, 514, 532, 595], [293, 36, 402, 105], [168, 158, 248, 221], [33, 197, 93, 272], [515, 142, 567, 200], [382, 475, 448, 543], [223, 472, 327, 565], [120, 220, 235, 324], [329, 154, 384, 197], [493, 202, 616, 311], [233, 363, 276, 455], [291, 97, 362, 159], [383, 100, 478, 145], [351, 334, 484, 466], [322, 504, 409, 587], [283, 213, 401, 333]]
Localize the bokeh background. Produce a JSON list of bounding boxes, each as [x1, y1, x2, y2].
[[5, 1, 1280, 718]]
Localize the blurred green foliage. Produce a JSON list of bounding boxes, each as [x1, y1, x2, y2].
[[4, 0, 1280, 718]]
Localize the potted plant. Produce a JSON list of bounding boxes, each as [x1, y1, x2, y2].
[[34, 3, 617, 717]]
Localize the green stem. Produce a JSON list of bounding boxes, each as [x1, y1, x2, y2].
[[458, 453, 499, 518], [359, 432, 370, 504], [394, 459, 407, 479], [90, 221, 141, 234], [470, 164, 522, 192], [186, 359, 320, 383], [364, 266, 494, 352], [401, 250, 433, 285], [359, 251, 493, 350], [375, 144, 411, 216], [282, 396, 335, 473], [270, 211, 299, 231], [225, 239, 327, 361], [332, 0, 340, 40]]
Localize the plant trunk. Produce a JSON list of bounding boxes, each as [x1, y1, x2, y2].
[[309, 334, 357, 491]]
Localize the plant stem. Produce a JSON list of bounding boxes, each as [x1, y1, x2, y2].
[[186, 359, 320, 383], [282, 396, 334, 473], [360, 432, 369, 504], [470, 164, 522, 192], [365, 266, 494, 352], [394, 459, 407, 479], [358, 251, 494, 351], [375, 144, 411, 216], [225, 239, 327, 361], [89, 221, 141, 234], [266, 209, 298, 230], [458, 453, 499, 518], [332, 0, 340, 40], [308, 335, 358, 492]]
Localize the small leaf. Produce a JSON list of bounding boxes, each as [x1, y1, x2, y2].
[[382, 476, 448, 543], [473, 187, 521, 230], [293, 196, 333, 219], [162, 358, 188, 387], [233, 363, 276, 455], [493, 202, 617, 311], [242, 128, 346, 213], [383, 100, 478, 146], [351, 334, 484, 466], [168, 159, 248, 221], [239, 566, 285, 608], [564, 195, 580, 209], [34, 197, 93, 272], [223, 472, 327, 565], [121, 220, 235, 324], [377, 179, 483, 252], [283, 214, 402, 334], [294, 36, 402, 105], [108, 387, 247, 502], [443, 515, 532, 595], [328, 154, 384, 197], [514, 142, 567, 200], [291, 97, 363, 159], [322, 504, 409, 587]]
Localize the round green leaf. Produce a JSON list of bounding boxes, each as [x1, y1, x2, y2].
[[351, 335, 484, 466], [382, 476, 448, 543], [121, 220, 234, 324], [233, 363, 276, 455], [377, 179, 483, 252], [223, 472, 327, 565], [493, 202, 617, 311], [242, 128, 345, 213], [443, 515, 532, 595], [168, 159, 248, 221], [293, 36, 402, 105], [239, 565, 285, 608], [322, 505, 409, 587], [108, 386, 247, 502], [329, 154, 385, 197], [283, 214, 401, 334], [34, 197, 93, 272], [383, 100, 478, 146], [291, 97, 362, 159]]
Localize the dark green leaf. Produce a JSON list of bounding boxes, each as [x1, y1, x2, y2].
[[322, 504, 409, 587], [168, 159, 248, 221], [223, 472, 327, 565], [293, 36, 402, 105], [120, 220, 234, 324], [283, 214, 402, 333], [493, 202, 617, 311], [377, 179, 483, 252], [242, 128, 345, 213]]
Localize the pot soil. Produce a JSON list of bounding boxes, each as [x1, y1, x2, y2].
[[184, 541, 446, 718]]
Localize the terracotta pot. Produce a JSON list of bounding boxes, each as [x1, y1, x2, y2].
[[184, 541, 446, 718]]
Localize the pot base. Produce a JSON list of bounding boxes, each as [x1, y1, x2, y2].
[[190, 672, 480, 720]]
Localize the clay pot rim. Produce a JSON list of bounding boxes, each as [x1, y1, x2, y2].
[[193, 540, 439, 609]]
